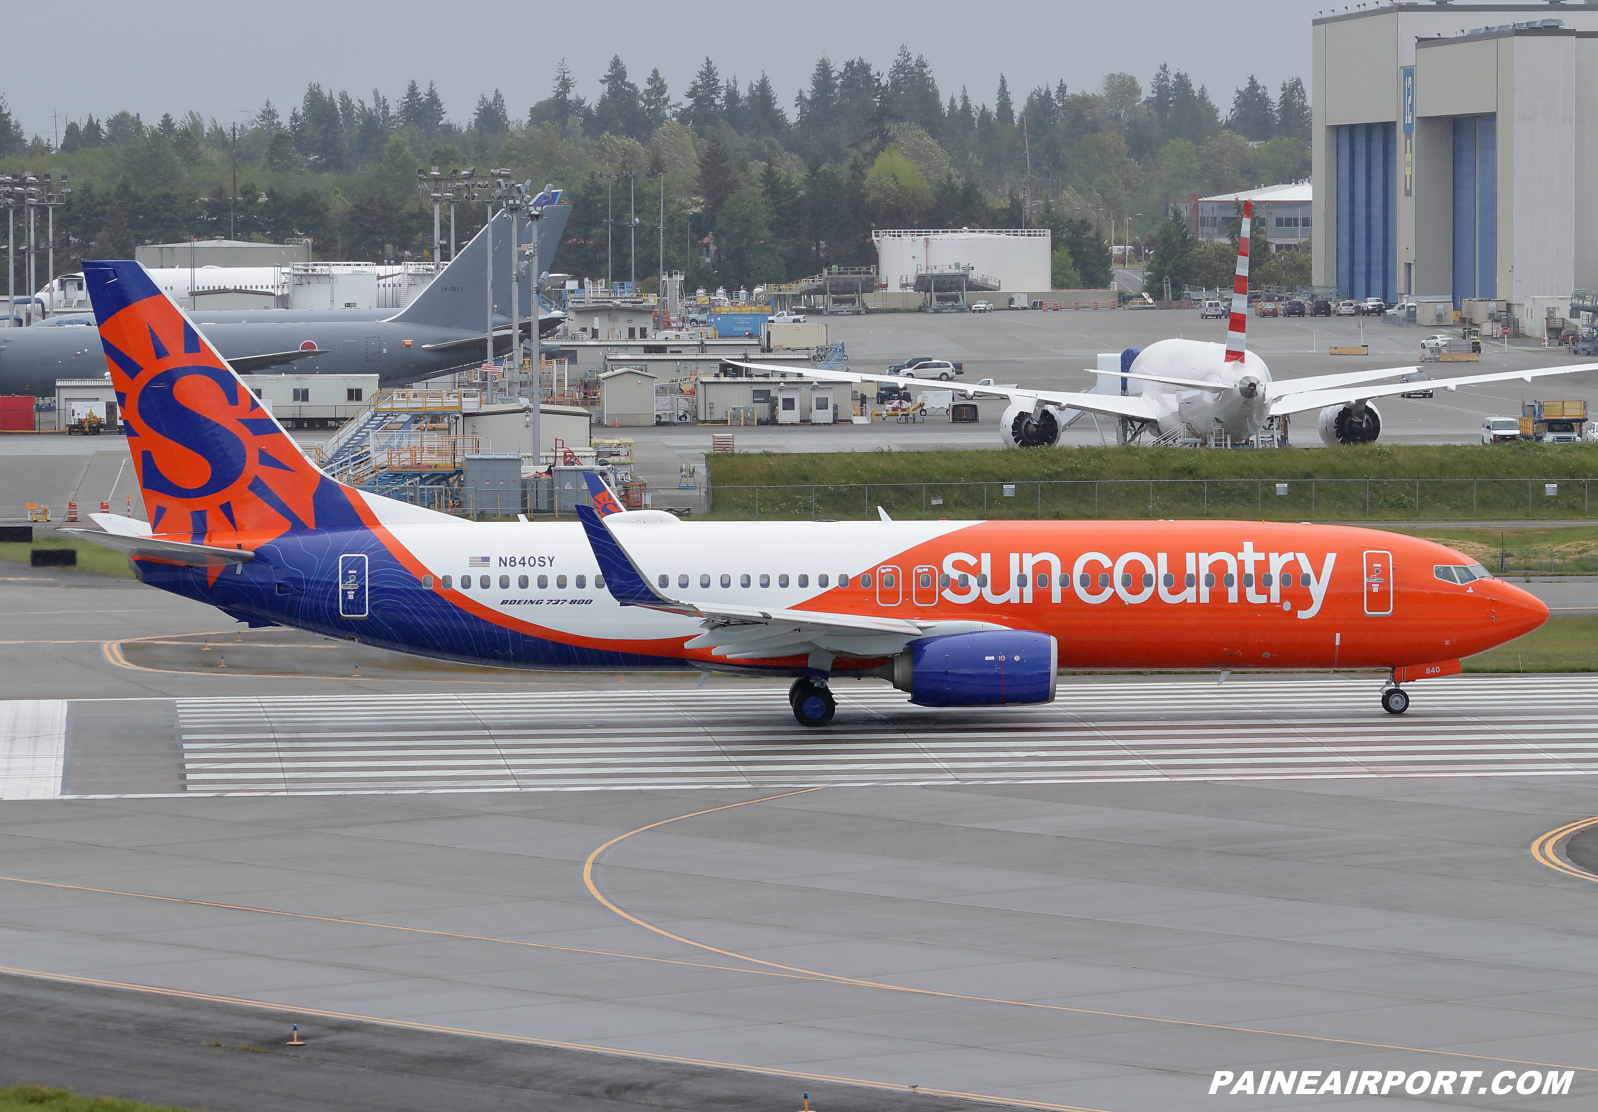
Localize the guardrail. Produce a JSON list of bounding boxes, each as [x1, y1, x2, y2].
[[706, 478, 1598, 523]]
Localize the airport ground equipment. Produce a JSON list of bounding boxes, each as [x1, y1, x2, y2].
[[1520, 400, 1588, 442]]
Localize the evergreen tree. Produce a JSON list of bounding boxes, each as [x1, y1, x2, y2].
[[685, 56, 722, 129], [956, 88, 976, 132], [642, 68, 674, 131], [59, 120, 83, 154], [887, 46, 941, 136], [398, 80, 426, 128], [1227, 75, 1275, 141], [1148, 64, 1173, 131], [746, 73, 787, 135], [1166, 70, 1219, 143], [0, 97, 22, 157], [1276, 77, 1311, 143], [157, 112, 178, 136], [593, 56, 646, 140], [995, 75, 1014, 126], [474, 89, 510, 133], [697, 133, 735, 228], [337, 91, 357, 131], [722, 76, 746, 133], [420, 82, 446, 133], [255, 99, 281, 133], [81, 115, 104, 148], [104, 111, 144, 144], [798, 55, 838, 130]]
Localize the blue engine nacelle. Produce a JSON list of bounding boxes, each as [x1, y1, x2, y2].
[[891, 631, 1058, 707]]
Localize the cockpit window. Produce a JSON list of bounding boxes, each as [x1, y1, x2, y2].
[[1435, 563, 1493, 584]]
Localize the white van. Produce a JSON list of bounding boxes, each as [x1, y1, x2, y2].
[[1199, 299, 1227, 319]]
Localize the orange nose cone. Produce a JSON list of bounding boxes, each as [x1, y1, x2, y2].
[[1492, 579, 1550, 642]]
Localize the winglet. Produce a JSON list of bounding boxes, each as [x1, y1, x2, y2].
[[582, 470, 625, 517], [575, 504, 676, 608]]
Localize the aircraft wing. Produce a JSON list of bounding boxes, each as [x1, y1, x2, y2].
[[1265, 366, 1423, 402], [726, 359, 1162, 422], [1270, 362, 1598, 417], [575, 501, 998, 661], [225, 347, 327, 372]]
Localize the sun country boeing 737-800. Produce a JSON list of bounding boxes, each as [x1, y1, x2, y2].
[[741, 201, 1596, 449], [71, 258, 1547, 727]]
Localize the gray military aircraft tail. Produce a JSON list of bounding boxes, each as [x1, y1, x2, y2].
[[0, 204, 571, 396]]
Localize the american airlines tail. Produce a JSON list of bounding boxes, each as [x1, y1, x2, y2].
[[1224, 199, 1252, 364]]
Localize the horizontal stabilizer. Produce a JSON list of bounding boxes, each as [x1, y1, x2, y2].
[[226, 348, 327, 373], [64, 526, 254, 567]]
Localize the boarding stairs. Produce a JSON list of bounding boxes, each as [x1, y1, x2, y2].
[[317, 388, 484, 485]]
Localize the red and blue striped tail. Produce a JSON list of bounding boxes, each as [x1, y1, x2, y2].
[[1224, 200, 1252, 364]]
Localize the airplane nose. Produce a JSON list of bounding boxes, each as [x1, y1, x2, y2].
[[1488, 579, 1549, 640]]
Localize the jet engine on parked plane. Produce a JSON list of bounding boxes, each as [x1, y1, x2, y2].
[[890, 631, 1059, 706], [1002, 403, 1066, 448], [1318, 402, 1383, 445]]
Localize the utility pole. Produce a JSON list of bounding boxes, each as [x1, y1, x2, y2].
[[231, 124, 238, 242], [658, 173, 665, 329], [603, 172, 615, 290], [627, 171, 637, 289], [485, 195, 495, 365], [2, 175, 14, 325]]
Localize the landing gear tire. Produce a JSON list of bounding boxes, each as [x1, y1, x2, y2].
[[790, 678, 836, 728], [1381, 687, 1410, 715]]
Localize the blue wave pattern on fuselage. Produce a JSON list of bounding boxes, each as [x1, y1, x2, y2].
[[132, 528, 689, 672]]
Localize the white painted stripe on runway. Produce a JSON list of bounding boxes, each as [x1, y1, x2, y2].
[[0, 701, 66, 799], [158, 676, 1598, 795]]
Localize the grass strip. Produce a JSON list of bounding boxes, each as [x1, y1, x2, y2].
[[0, 537, 135, 579], [0, 1084, 203, 1112]]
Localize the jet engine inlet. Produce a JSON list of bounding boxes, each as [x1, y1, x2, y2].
[[1318, 402, 1383, 445], [1002, 403, 1062, 448]]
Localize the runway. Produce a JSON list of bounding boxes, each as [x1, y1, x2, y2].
[[5, 574, 1598, 1110], [7, 677, 1598, 799]]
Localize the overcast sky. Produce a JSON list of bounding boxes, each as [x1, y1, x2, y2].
[[6, 1, 1324, 139]]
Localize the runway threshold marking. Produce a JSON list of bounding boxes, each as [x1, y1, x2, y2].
[[0, 964, 1105, 1112], [582, 789, 1598, 1078], [1531, 815, 1598, 882]]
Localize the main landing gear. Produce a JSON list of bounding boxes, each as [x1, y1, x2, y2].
[[1381, 686, 1410, 715], [790, 677, 836, 727]]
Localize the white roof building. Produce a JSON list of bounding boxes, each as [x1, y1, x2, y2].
[[1172, 182, 1313, 252]]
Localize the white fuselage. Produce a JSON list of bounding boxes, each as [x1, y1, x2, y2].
[[1131, 338, 1272, 440]]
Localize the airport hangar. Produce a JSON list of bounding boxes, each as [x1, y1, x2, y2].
[[1313, 4, 1598, 335]]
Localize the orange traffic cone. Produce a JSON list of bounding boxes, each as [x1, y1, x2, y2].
[[66, 500, 78, 522], [99, 499, 110, 513]]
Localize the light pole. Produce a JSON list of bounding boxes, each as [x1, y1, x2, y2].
[[417, 166, 443, 273], [625, 170, 638, 290], [39, 174, 69, 293], [1, 176, 16, 325], [658, 173, 666, 329]]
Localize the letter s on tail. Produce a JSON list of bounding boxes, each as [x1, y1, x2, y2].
[[82, 259, 365, 546]]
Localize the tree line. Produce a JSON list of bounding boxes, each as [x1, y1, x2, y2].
[[0, 52, 1313, 292]]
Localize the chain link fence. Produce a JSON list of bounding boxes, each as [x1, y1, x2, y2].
[[708, 478, 1598, 524]]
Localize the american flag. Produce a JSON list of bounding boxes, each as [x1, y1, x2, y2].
[[468, 556, 490, 567]]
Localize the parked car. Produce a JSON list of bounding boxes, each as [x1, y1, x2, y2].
[[970, 300, 993, 313], [1310, 299, 1333, 317], [899, 359, 963, 380], [1282, 300, 1306, 317], [1256, 302, 1279, 317], [1335, 300, 1361, 316], [1361, 297, 1387, 316], [1482, 416, 1521, 444], [887, 355, 937, 374], [1199, 299, 1227, 319], [963, 377, 1011, 400], [1398, 371, 1433, 398], [770, 310, 807, 324]]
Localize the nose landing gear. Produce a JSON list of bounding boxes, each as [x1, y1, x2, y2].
[[1381, 686, 1410, 715], [789, 677, 836, 727]]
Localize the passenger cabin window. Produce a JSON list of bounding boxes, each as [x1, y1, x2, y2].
[[838, 575, 849, 588], [499, 574, 510, 589], [778, 574, 789, 588], [797, 574, 808, 588], [818, 574, 829, 588], [441, 575, 452, 589], [576, 575, 587, 588], [720, 573, 731, 588], [557, 575, 568, 588], [860, 573, 872, 589], [701, 574, 711, 588], [422, 575, 434, 589], [518, 575, 528, 589], [740, 573, 751, 588], [759, 573, 770, 588], [658, 574, 668, 588], [479, 575, 490, 588], [538, 575, 548, 589], [679, 574, 690, 588], [595, 575, 604, 588]]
